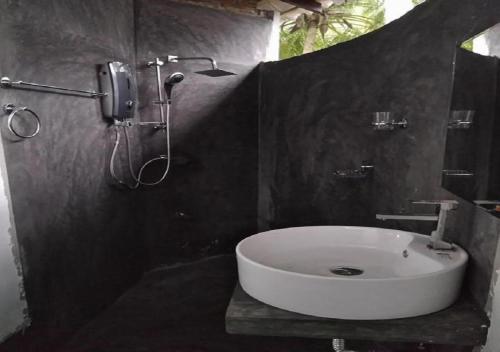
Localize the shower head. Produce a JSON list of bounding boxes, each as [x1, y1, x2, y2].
[[166, 55, 236, 77], [195, 69, 236, 77], [164, 72, 184, 101], [165, 72, 185, 85]]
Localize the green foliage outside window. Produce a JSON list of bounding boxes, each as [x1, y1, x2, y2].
[[461, 38, 474, 52], [280, 0, 425, 60]]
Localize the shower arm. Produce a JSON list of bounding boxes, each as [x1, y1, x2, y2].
[[166, 55, 218, 70]]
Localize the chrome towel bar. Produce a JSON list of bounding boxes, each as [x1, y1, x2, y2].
[[0, 76, 107, 98]]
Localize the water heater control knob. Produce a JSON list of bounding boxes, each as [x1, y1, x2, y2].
[[125, 100, 134, 109]]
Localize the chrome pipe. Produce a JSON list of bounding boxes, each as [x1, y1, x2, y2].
[[153, 58, 166, 124], [166, 55, 218, 70], [332, 338, 356, 352], [332, 339, 345, 352]]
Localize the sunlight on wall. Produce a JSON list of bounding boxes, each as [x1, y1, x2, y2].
[[0, 138, 28, 342], [465, 23, 500, 56], [266, 11, 281, 61], [384, 0, 414, 23], [472, 35, 490, 56], [477, 23, 500, 57]]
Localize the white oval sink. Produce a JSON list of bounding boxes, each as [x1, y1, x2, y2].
[[236, 226, 468, 320]]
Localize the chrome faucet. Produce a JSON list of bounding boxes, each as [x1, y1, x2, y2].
[[376, 200, 459, 250]]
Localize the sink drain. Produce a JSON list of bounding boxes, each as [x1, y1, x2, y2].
[[330, 266, 364, 276]]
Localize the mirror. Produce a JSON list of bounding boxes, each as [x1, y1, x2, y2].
[[442, 24, 500, 218]]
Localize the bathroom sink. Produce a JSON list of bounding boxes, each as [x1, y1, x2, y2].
[[236, 226, 468, 320]]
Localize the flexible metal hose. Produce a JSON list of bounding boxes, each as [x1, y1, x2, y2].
[[109, 102, 172, 189]]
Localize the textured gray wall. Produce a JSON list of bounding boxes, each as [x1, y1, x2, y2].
[[3, 0, 500, 350], [0, 0, 274, 343], [0, 0, 275, 348], [259, 0, 500, 308], [135, 0, 273, 268], [0, 0, 145, 331]]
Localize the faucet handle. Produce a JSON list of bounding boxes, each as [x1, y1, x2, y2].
[[410, 200, 459, 210]]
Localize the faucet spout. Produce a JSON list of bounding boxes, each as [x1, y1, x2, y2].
[[376, 200, 459, 250], [375, 214, 439, 221]]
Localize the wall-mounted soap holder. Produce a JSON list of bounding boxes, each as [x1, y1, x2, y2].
[[448, 110, 475, 129], [372, 112, 408, 130], [334, 164, 374, 179]]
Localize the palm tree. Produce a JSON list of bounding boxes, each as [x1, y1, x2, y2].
[[280, 0, 385, 59]]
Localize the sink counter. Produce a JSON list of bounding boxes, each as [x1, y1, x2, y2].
[[225, 283, 489, 347]]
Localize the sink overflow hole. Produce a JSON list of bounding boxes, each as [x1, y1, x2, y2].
[[330, 266, 364, 276]]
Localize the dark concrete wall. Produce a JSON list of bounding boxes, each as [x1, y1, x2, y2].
[[0, 0, 275, 349], [135, 0, 273, 268], [0, 0, 145, 331], [490, 68, 500, 200], [0, 0, 274, 344], [3, 0, 500, 350], [259, 0, 500, 308]]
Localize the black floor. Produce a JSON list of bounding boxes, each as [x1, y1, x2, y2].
[[54, 255, 470, 352], [61, 256, 329, 352]]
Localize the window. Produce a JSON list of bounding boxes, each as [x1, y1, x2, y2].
[[279, 0, 426, 60]]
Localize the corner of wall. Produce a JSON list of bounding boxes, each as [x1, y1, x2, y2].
[[0, 137, 29, 342]]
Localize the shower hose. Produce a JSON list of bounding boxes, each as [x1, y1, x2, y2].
[[109, 102, 171, 189]]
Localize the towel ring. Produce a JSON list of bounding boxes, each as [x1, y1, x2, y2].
[[3, 104, 41, 138]]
